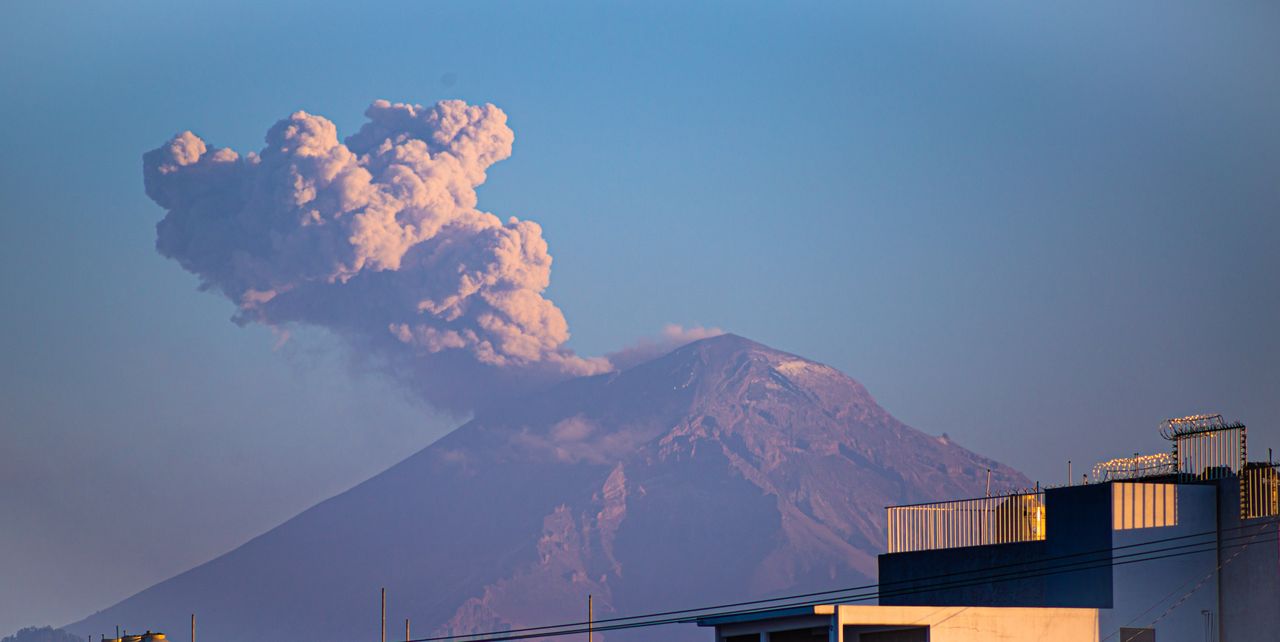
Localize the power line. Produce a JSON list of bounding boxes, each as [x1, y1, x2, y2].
[[476, 534, 1277, 642], [402, 519, 1275, 642], [420, 528, 1274, 641], [1100, 519, 1275, 642], [411, 522, 1278, 642]]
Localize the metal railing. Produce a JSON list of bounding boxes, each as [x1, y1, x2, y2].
[[1161, 415, 1246, 481], [887, 492, 1046, 554], [1242, 464, 1280, 520], [1092, 453, 1178, 482]]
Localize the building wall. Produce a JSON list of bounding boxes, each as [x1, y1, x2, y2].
[[1215, 476, 1280, 642], [838, 605, 1099, 642], [878, 484, 1113, 608], [1102, 483, 1218, 642]]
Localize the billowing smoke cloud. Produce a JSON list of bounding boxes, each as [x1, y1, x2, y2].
[[144, 99, 612, 412]]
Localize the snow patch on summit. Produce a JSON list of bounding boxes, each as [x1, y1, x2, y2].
[[774, 359, 837, 378]]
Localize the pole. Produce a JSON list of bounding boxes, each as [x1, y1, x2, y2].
[[1067, 460, 1072, 486], [405, 619, 410, 642], [191, 614, 195, 642], [587, 594, 593, 642], [985, 469, 991, 497], [381, 588, 386, 642]]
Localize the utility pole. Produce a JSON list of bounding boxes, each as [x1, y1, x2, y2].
[[381, 588, 386, 642], [587, 594, 593, 642], [405, 619, 410, 642], [1067, 460, 1072, 486], [985, 469, 991, 497], [191, 614, 195, 642]]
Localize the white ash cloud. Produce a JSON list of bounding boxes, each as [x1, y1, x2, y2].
[[144, 99, 610, 412], [606, 324, 725, 370]]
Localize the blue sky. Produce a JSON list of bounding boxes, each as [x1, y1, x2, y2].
[[2, 1, 1277, 634]]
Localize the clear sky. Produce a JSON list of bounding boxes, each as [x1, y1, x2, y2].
[[1, 1, 1277, 635]]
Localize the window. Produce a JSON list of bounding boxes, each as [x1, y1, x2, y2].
[[1119, 627, 1155, 642], [858, 628, 928, 642], [1113, 483, 1177, 530], [768, 629, 829, 641]]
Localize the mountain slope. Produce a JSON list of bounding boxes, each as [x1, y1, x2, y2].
[[69, 334, 1027, 641]]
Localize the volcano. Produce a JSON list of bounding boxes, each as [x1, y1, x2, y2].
[[69, 334, 1027, 641]]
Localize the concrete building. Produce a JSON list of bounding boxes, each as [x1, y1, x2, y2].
[[697, 416, 1279, 642]]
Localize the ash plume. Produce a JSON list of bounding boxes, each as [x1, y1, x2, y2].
[[143, 99, 611, 412]]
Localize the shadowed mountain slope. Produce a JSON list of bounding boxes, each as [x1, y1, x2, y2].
[[69, 334, 1027, 641]]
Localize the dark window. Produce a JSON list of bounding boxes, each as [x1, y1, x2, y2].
[[1119, 628, 1155, 642], [723, 636, 757, 642], [857, 628, 928, 642], [768, 628, 828, 642]]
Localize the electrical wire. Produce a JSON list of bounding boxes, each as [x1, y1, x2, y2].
[[469, 534, 1278, 642], [405, 520, 1264, 642], [410, 521, 1278, 642], [1100, 519, 1275, 642]]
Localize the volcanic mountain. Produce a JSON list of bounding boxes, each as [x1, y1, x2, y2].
[[69, 334, 1027, 641]]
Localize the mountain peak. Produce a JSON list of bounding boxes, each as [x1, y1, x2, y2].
[[669, 332, 793, 360], [70, 336, 1030, 642], [634, 332, 819, 384]]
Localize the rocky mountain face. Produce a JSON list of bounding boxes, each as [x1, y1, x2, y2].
[[69, 334, 1027, 641]]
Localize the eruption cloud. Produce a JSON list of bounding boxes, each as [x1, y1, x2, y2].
[[143, 99, 612, 412]]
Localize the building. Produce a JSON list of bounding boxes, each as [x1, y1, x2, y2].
[[698, 415, 1280, 641]]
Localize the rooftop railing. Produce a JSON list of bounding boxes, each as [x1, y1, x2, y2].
[[1242, 464, 1280, 520], [886, 492, 1046, 554]]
